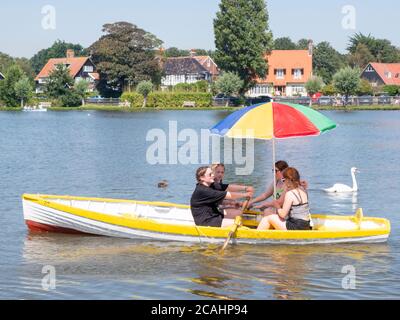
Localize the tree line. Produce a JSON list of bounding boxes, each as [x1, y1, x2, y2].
[[1, 0, 400, 107]]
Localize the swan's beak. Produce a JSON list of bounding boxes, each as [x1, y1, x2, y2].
[[356, 169, 360, 173]]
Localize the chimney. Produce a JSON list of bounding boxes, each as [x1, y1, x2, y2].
[[66, 49, 75, 59], [190, 49, 196, 57], [308, 40, 313, 57]]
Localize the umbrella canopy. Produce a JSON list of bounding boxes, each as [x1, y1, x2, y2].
[[210, 101, 337, 200], [211, 102, 336, 140]]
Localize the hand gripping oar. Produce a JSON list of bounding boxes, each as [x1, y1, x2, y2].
[[220, 199, 249, 253]]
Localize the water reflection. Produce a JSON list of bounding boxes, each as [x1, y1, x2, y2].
[[322, 191, 359, 212], [21, 232, 393, 299]]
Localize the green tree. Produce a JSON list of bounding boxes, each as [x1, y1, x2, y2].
[[164, 47, 189, 57], [0, 52, 15, 74], [214, 0, 273, 94], [297, 39, 310, 50], [30, 40, 88, 74], [321, 84, 337, 96], [348, 43, 374, 69], [44, 64, 74, 99], [0, 65, 24, 107], [313, 41, 346, 84], [0, 53, 35, 81], [136, 80, 153, 107], [193, 49, 214, 56], [382, 85, 399, 96], [14, 76, 33, 107], [195, 80, 209, 92], [74, 79, 90, 106], [274, 37, 297, 50], [215, 72, 243, 106], [59, 90, 82, 107], [356, 79, 373, 96], [90, 22, 163, 97], [14, 58, 35, 80], [333, 67, 361, 106], [347, 33, 400, 63], [305, 76, 325, 106]]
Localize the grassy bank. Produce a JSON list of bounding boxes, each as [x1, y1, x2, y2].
[[46, 104, 400, 111], [48, 104, 237, 111], [0, 107, 22, 111], [2, 104, 400, 112], [312, 105, 400, 111]]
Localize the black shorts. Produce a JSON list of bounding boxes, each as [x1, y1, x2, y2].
[[286, 218, 311, 230], [195, 215, 223, 228]]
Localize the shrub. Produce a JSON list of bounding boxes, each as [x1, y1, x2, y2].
[[172, 81, 209, 93], [382, 85, 400, 96], [146, 92, 212, 108], [194, 80, 209, 92], [120, 92, 144, 108], [136, 80, 153, 107], [321, 84, 337, 96], [174, 83, 193, 92], [356, 79, 373, 96], [59, 90, 82, 107], [305, 76, 325, 96]]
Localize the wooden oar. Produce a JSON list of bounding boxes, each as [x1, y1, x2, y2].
[[220, 199, 249, 253]]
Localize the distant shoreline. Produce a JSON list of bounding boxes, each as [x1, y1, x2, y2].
[[1, 104, 400, 112]]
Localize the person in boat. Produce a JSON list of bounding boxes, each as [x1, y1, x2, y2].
[[248, 160, 289, 213], [210, 163, 254, 218], [248, 160, 308, 216], [190, 166, 253, 228], [257, 167, 311, 231]]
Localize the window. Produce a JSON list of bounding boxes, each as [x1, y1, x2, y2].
[[292, 68, 303, 79], [365, 65, 374, 72], [291, 85, 305, 94], [385, 72, 392, 79], [275, 69, 285, 79], [248, 84, 272, 95], [83, 66, 94, 73]]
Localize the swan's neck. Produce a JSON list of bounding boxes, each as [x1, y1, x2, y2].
[[351, 171, 358, 191]]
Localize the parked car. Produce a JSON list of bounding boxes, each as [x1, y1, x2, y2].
[[356, 95, 373, 105], [246, 95, 272, 105], [378, 95, 392, 105], [318, 96, 333, 106], [86, 96, 105, 103], [213, 94, 241, 106]]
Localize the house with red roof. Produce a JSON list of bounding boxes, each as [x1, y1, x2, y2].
[[361, 63, 400, 87], [248, 43, 313, 97], [35, 49, 100, 93], [161, 50, 219, 87]]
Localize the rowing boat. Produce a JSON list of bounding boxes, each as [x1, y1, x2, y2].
[[22, 194, 391, 245]]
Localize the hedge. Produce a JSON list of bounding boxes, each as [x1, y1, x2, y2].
[[120, 92, 144, 108], [147, 92, 212, 108], [121, 91, 212, 108]]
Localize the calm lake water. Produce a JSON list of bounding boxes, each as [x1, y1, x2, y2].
[[0, 109, 399, 300]]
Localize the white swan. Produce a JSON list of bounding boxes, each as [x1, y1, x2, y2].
[[324, 167, 360, 193]]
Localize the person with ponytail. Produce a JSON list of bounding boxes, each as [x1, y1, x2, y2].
[[257, 167, 311, 231]]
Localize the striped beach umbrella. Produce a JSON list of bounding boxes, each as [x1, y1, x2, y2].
[[210, 101, 337, 197]]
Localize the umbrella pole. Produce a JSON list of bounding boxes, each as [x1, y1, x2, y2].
[[272, 137, 276, 200]]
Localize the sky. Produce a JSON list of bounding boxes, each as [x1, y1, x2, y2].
[[0, 0, 399, 58]]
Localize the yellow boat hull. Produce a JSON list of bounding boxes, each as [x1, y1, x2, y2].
[[22, 194, 391, 244]]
